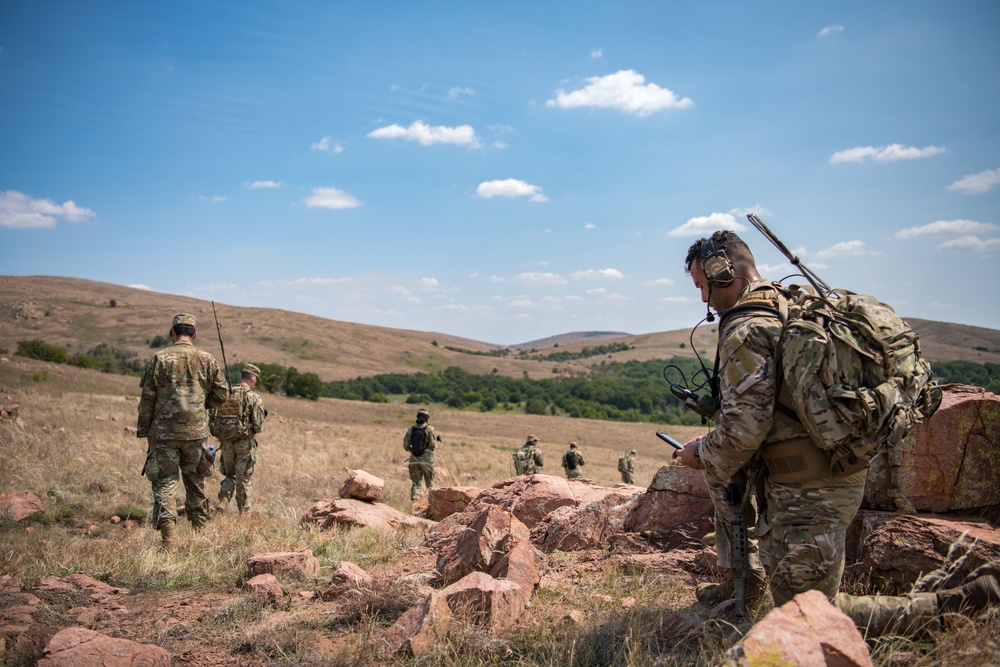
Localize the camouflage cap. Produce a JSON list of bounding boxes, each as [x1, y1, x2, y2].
[[527, 435, 538, 443], [417, 408, 430, 419], [569, 442, 578, 448], [242, 363, 261, 379], [630, 449, 637, 456], [172, 313, 197, 328]]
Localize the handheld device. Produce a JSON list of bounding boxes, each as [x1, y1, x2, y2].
[[655, 431, 685, 450]]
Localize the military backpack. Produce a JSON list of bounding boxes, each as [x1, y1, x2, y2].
[[208, 386, 250, 442], [617, 456, 627, 473], [563, 450, 579, 470], [731, 282, 942, 475], [409, 425, 429, 457]]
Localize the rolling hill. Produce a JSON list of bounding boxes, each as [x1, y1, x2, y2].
[[2, 275, 998, 384]]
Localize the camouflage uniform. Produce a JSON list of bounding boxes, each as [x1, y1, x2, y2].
[[561, 443, 585, 479], [137, 315, 228, 534], [403, 414, 438, 501], [698, 280, 867, 606], [216, 368, 266, 514], [517, 437, 544, 475], [620, 450, 636, 484]]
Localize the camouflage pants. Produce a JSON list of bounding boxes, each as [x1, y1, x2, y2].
[[621, 471, 635, 484], [218, 438, 257, 512], [565, 468, 583, 479], [759, 478, 865, 606], [408, 454, 435, 500], [706, 472, 763, 571], [149, 437, 210, 529]]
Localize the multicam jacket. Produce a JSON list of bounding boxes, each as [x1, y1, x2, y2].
[[137, 340, 228, 440]]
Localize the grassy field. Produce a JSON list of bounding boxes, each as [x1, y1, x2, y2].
[[2, 355, 999, 665]]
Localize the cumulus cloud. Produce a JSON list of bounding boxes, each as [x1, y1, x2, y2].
[[728, 204, 771, 218], [367, 120, 480, 147], [937, 236, 1000, 251], [818, 25, 844, 37], [511, 272, 568, 286], [829, 144, 946, 163], [947, 168, 1000, 194], [667, 212, 747, 237], [546, 70, 694, 116], [475, 178, 549, 203], [813, 240, 880, 259], [303, 187, 363, 209], [571, 268, 624, 280], [0, 190, 96, 229], [894, 219, 998, 238], [243, 180, 282, 189], [311, 136, 344, 153]]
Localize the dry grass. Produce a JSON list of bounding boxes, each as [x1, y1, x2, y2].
[[2, 355, 999, 666]]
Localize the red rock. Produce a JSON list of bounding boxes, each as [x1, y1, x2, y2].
[[536, 489, 640, 552], [434, 506, 531, 585], [247, 550, 320, 578], [245, 573, 284, 605], [0, 491, 45, 522], [865, 384, 1000, 512], [442, 571, 526, 631], [301, 498, 434, 532], [382, 590, 452, 657], [489, 538, 543, 605], [321, 561, 372, 600], [426, 486, 482, 520], [37, 627, 170, 666], [725, 590, 872, 667], [624, 465, 712, 535], [338, 469, 385, 502]]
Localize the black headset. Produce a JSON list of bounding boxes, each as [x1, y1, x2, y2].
[[700, 236, 736, 287]]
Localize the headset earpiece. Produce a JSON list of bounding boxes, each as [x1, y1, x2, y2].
[[700, 237, 736, 286]]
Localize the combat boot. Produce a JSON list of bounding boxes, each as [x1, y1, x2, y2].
[[696, 568, 767, 606], [159, 522, 175, 551], [936, 574, 1000, 614]]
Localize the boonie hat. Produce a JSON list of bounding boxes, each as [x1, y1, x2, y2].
[[527, 435, 538, 443], [417, 408, 430, 419], [630, 449, 637, 455], [569, 442, 578, 448], [172, 313, 197, 327], [242, 363, 262, 379]]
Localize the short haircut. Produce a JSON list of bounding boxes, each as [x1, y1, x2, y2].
[[241, 372, 255, 381], [684, 230, 756, 274], [172, 323, 196, 337]]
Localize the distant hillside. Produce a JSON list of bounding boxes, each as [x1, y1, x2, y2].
[[2, 276, 998, 384]]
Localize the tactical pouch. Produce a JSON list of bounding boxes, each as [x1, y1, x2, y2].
[[196, 443, 215, 478], [143, 442, 159, 482], [762, 437, 836, 484]]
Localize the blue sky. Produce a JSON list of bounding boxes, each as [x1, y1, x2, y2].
[[2, 1, 998, 345]]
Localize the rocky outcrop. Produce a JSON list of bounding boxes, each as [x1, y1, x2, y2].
[[426, 486, 482, 520], [441, 571, 526, 632], [865, 384, 1000, 512], [536, 488, 642, 552], [724, 590, 872, 667], [37, 627, 170, 666], [247, 550, 320, 579], [624, 465, 712, 535], [382, 590, 452, 657], [301, 498, 434, 532], [428, 505, 531, 586]]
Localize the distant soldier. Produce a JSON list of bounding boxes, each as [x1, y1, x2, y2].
[[515, 435, 544, 475], [619, 449, 637, 484], [137, 313, 228, 549], [403, 408, 441, 501], [562, 442, 585, 479], [213, 363, 266, 515]]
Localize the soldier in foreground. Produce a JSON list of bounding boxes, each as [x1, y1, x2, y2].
[[214, 363, 266, 515], [403, 408, 440, 501], [672, 231, 999, 630], [561, 442, 585, 479], [137, 313, 228, 549], [619, 449, 637, 484], [515, 435, 544, 475]]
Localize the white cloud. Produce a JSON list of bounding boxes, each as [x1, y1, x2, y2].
[[829, 144, 946, 163], [493, 141, 509, 149], [448, 86, 475, 98], [0, 190, 96, 229], [947, 168, 1000, 194], [475, 178, 549, 203], [571, 268, 624, 280], [895, 219, 998, 238], [199, 195, 227, 203], [937, 236, 1000, 251], [591, 48, 603, 59], [813, 240, 880, 259], [818, 25, 844, 38], [367, 120, 480, 147], [280, 277, 354, 286], [546, 70, 694, 116], [303, 187, 363, 209], [728, 204, 771, 218], [243, 180, 282, 189], [387, 285, 422, 304], [511, 272, 568, 286], [311, 136, 344, 153], [644, 278, 675, 286], [658, 296, 695, 303], [668, 212, 747, 237], [584, 223, 597, 230]]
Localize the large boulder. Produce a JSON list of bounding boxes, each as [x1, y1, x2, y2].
[[490, 538, 543, 605], [441, 571, 526, 632], [301, 498, 434, 532], [338, 469, 385, 502], [0, 491, 45, 522], [429, 505, 531, 586], [847, 510, 1000, 587], [460, 475, 580, 529], [864, 384, 1000, 512], [245, 573, 284, 606], [536, 489, 642, 552], [724, 590, 872, 667], [37, 627, 170, 666], [382, 590, 452, 657], [624, 465, 712, 535], [426, 486, 482, 521], [321, 561, 373, 600]]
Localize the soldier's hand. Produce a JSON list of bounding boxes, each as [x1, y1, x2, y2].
[[673, 437, 704, 470]]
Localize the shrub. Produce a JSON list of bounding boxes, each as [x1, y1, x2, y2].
[[525, 397, 548, 415], [16, 339, 70, 364]]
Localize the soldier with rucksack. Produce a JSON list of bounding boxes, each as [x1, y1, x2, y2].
[[514, 435, 544, 475], [211, 363, 266, 515], [618, 449, 637, 484], [403, 408, 440, 501], [672, 227, 997, 632], [561, 442, 585, 479]]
